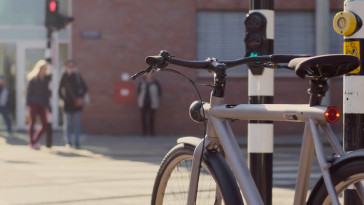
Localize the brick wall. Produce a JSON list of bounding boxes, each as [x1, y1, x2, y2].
[[196, 0, 342, 10], [72, 0, 344, 136]]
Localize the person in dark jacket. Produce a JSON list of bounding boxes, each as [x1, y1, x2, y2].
[[0, 75, 12, 134], [58, 60, 88, 149], [26, 60, 51, 149], [137, 75, 162, 136]]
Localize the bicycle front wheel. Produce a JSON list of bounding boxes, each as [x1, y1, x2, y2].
[[151, 143, 243, 205], [307, 158, 364, 205]]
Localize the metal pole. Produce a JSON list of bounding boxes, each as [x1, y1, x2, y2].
[[315, 0, 331, 105], [333, 1, 364, 204], [247, 1, 274, 204], [46, 28, 52, 148], [315, 0, 330, 55]]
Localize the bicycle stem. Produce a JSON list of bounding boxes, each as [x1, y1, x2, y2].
[[211, 61, 227, 98]]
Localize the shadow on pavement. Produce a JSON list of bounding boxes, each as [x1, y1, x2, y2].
[[50, 150, 94, 158], [0, 131, 97, 159], [4, 160, 37, 164], [2, 132, 28, 146], [0, 130, 180, 165]]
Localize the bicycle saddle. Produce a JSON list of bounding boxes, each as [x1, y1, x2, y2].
[[288, 54, 360, 79]]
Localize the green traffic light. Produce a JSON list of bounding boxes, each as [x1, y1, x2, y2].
[[250, 53, 258, 57]]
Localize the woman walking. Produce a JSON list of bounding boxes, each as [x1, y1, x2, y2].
[[26, 60, 51, 149]]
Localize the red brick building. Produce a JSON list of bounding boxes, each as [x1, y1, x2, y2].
[[71, 0, 345, 136]]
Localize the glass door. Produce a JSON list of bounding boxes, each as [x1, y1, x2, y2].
[[16, 42, 60, 130]]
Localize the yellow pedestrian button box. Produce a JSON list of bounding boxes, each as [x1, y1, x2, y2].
[[333, 11, 361, 36], [344, 41, 360, 74]]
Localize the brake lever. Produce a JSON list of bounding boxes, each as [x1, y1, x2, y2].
[[131, 70, 147, 80], [131, 65, 153, 80]]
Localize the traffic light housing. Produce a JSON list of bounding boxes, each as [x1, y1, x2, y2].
[[244, 12, 268, 75], [45, 0, 74, 31], [45, 0, 58, 28], [56, 14, 74, 30], [244, 12, 268, 57]]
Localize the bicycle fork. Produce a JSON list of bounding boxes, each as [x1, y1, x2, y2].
[[186, 137, 205, 205], [186, 117, 265, 205]]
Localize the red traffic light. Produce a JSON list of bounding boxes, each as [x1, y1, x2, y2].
[[45, 0, 74, 31], [49, 1, 57, 12]]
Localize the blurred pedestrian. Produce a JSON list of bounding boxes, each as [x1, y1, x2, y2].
[[137, 75, 162, 136], [26, 60, 51, 149], [58, 60, 88, 149], [0, 75, 12, 134]]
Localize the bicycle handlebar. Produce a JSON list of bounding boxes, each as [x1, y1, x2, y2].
[[169, 58, 211, 69], [145, 55, 165, 66], [145, 50, 309, 70], [145, 55, 210, 69], [220, 55, 309, 68], [131, 51, 310, 80]]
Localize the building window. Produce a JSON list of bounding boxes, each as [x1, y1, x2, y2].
[[274, 12, 315, 56], [0, 0, 70, 26], [196, 11, 343, 76], [197, 11, 247, 75], [0, 0, 44, 26]]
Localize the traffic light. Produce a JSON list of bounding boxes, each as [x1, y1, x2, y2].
[[45, 0, 58, 28], [45, 0, 74, 31], [244, 12, 268, 57], [244, 12, 268, 75]]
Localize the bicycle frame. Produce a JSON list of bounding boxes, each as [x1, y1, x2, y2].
[[185, 94, 347, 205]]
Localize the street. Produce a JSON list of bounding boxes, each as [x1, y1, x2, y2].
[[0, 131, 330, 205]]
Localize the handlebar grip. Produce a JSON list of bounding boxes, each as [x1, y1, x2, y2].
[[169, 58, 210, 69], [146, 55, 165, 66]]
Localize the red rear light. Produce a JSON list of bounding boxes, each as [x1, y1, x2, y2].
[[325, 106, 340, 123]]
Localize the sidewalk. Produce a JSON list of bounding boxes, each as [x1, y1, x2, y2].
[[0, 131, 329, 204], [0, 131, 180, 205], [2, 130, 309, 156]]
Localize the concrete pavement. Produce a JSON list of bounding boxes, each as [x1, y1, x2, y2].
[[0, 131, 325, 204], [0, 131, 177, 205]]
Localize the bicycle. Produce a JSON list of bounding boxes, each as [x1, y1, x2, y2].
[[132, 50, 363, 205]]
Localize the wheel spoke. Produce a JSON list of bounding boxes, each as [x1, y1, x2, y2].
[[354, 181, 364, 204]]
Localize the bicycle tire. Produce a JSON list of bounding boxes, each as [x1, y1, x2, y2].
[[151, 143, 243, 205], [307, 158, 364, 205]]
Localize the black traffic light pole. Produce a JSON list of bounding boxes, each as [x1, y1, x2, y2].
[[245, 1, 274, 205], [45, 0, 57, 148], [44, 0, 74, 148], [45, 27, 53, 148]]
